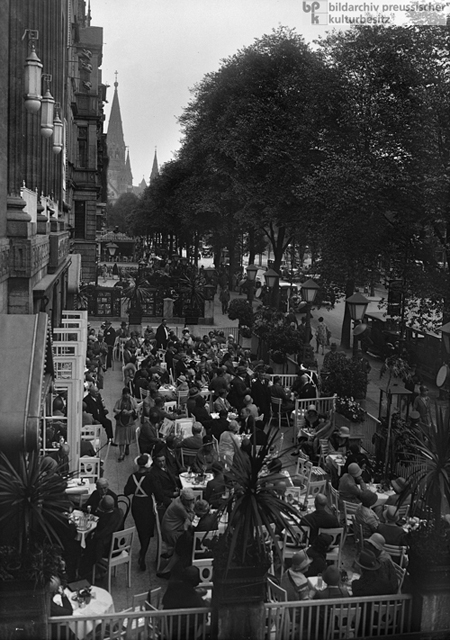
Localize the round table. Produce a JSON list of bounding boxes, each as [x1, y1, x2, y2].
[[180, 472, 214, 491], [70, 510, 98, 548], [65, 586, 114, 640], [366, 483, 395, 507]]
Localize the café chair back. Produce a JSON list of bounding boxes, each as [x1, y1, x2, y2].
[[192, 558, 213, 587], [328, 603, 361, 639], [395, 503, 410, 519], [352, 515, 365, 554], [148, 586, 162, 610], [383, 543, 408, 568], [93, 526, 135, 592], [318, 438, 330, 468], [179, 447, 197, 469], [281, 524, 310, 578], [295, 458, 313, 487], [81, 425, 102, 452], [285, 486, 305, 506], [152, 495, 163, 572], [372, 598, 404, 635], [78, 457, 101, 483], [318, 526, 344, 566], [393, 562, 407, 593], [116, 494, 131, 528], [342, 500, 359, 546], [177, 389, 189, 410], [192, 530, 217, 563], [306, 478, 327, 499], [328, 482, 340, 517], [267, 578, 290, 637], [163, 400, 177, 414], [270, 397, 291, 430]]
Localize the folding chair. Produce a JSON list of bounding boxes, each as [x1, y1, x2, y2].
[[383, 543, 408, 568], [318, 526, 344, 567], [270, 397, 291, 429], [93, 526, 135, 592], [342, 500, 359, 547], [78, 457, 101, 483]]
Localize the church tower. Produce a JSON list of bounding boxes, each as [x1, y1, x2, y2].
[[106, 73, 132, 202], [149, 148, 159, 183]]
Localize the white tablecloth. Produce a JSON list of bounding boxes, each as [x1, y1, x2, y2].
[[180, 472, 213, 491], [71, 510, 98, 548], [65, 586, 114, 639], [65, 480, 95, 498], [326, 453, 345, 476], [366, 483, 395, 507]]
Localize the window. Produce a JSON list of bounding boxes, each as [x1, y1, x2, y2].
[[74, 201, 86, 239], [78, 126, 88, 168]]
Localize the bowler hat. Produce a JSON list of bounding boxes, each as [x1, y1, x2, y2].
[[356, 550, 381, 571]]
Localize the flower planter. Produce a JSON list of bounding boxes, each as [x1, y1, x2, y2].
[[213, 564, 268, 605], [0, 580, 49, 640]]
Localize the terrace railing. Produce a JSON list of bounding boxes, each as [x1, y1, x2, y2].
[[49, 594, 413, 640]]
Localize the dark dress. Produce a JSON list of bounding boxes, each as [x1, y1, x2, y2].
[[124, 471, 155, 560]]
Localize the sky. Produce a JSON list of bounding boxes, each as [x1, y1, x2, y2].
[[91, 0, 337, 186]]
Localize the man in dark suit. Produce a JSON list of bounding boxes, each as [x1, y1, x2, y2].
[[156, 319, 169, 349], [300, 493, 340, 543], [270, 376, 295, 413], [227, 367, 249, 411], [204, 462, 227, 508], [178, 423, 203, 450], [147, 449, 181, 509], [251, 372, 272, 424], [83, 386, 116, 444], [209, 409, 230, 440], [83, 478, 118, 514], [79, 495, 122, 577], [103, 320, 116, 369]]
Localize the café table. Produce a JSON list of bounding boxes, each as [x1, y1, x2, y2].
[[308, 571, 360, 595], [70, 509, 98, 548], [180, 471, 214, 491], [65, 479, 95, 499], [326, 453, 345, 477], [366, 483, 395, 507], [63, 585, 114, 640], [159, 384, 177, 399]]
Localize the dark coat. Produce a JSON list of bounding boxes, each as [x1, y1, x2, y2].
[[147, 464, 180, 507]]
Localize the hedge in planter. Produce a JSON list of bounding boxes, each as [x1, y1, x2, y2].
[[320, 355, 368, 398], [227, 298, 254, 328]]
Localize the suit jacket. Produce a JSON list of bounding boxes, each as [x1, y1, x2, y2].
[[84, 393, 108, 422], [156, 324, 169, 349], [84, 489, 118, 515], [91, 508, 123, 561], [204, 474, 227, 508], [228, 375, 248, 410], [179, 435, 203, 450], [251, 378, 271, 416], [103, 326, 116, 346], [148, 464, 180, 506]]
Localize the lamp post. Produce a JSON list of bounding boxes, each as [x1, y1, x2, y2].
[[264, 268, 280, 308], [246, 264, 258, 304], [301, 278, 320, 356], [105, 242, 118, 262], [346, 292, 369, 355]]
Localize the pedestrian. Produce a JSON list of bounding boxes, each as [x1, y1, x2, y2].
[[102, 320, 116, 369], [124, 454, 155, 571], [113, 387, 139, 461], [315, 317, 328, 355], [219, 286, 230, 314]]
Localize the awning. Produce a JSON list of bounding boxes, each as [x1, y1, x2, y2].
[[0, 313, 53, 453]]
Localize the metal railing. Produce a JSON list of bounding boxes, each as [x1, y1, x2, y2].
[[49, 594, 413, 640]]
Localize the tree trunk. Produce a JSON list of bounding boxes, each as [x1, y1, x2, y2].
[[340, 278, 355, 349]]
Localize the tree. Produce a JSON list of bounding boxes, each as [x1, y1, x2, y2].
[[106, 192, 139, 234], [178, 27, 337, 277]]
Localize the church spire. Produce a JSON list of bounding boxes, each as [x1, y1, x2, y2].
[[106, 73, 132, 202], [150, 148, 159, 183]]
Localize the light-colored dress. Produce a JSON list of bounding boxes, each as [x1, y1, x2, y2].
[[218, 430, 240, 466], [113, 395, 139, 445]]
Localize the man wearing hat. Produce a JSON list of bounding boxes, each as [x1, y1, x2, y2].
[[186, 387, 200, 416], [177, 422, 204, 451], [280, 550, 312, 601], [161, 489, 196, 559], [103, 320, 116, 369], [355, 490, 380, 538], [156, 318, 169, 350], [292, 365, 319, 400], [338, 462, 367, 504], [208, 367, 230, 400], [377, 507, 408, 546], [351, 550, 396, 596], [79, 495, 123, 577], [384, 477, 409, 507]]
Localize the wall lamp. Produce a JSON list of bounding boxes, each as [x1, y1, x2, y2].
[[23, 29, 42, 114]]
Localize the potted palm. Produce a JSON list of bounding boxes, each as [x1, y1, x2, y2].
[[121, 274, 153, 331], [399, 405, 450, 631], [0, 452, 71, 639], [179, 274, 205, 324], [209, 427, 302, 639]]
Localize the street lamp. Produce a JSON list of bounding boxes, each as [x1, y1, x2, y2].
[[105, 242, 118, 261], [301, 278, 320, 352], [246, 264, 258, 304], [346, 291, 369, 354], [264, 268, 280, 308]]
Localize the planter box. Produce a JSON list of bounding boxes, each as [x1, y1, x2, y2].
[[0, 581, 49, 640], [269, 358, 287, 374], [213, 565, 268, 605]]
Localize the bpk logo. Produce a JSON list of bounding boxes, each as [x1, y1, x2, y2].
[[302, 0, 328, 24]]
